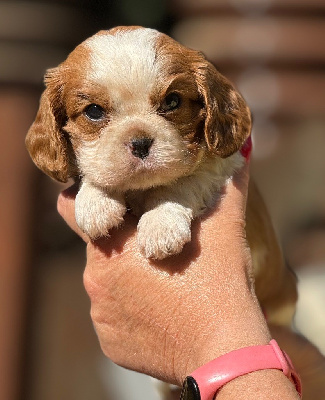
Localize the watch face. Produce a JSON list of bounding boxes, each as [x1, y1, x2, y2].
[[180, 376, 201, 400]]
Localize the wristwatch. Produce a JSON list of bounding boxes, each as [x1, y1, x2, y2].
[[180, 340, 302, 400]]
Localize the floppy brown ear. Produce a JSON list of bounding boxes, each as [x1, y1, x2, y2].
[[196, 60, 251, 158], [25, 68, 71, 182]]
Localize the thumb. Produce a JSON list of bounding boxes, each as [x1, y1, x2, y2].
[[57, 184, 89, 243], [217, 160, 250, 222]]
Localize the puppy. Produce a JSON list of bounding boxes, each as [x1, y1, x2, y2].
[[26, 26, 297, 326]]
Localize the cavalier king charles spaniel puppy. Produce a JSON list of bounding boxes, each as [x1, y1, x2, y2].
[[26, 26, 297, 326]]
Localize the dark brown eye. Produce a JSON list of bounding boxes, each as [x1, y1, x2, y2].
[[161, 92, 181, 112], [84, 104, 105, 121]]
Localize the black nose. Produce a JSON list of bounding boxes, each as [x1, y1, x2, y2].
[[130, 138, 154, 159]]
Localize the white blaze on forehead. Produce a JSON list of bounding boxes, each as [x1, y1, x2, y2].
[[85, 28, 161, 109]]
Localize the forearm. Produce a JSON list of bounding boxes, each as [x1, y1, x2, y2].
[[177, 289, 271, 382], [216, 369, 300, 400]]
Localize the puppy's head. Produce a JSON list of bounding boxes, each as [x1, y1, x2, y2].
[[26, 26, 251, 190]]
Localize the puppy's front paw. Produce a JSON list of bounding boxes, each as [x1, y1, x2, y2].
[[137, 203, 192, 259], [75, 183, 126, 239]]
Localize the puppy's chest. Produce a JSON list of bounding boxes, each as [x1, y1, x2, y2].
[[126, 187, 212, 218], [124, 153, 243, 217], [125, 190, 148, 216]]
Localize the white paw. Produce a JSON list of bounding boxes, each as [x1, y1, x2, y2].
[[75, 183, 126, 239], [137, 203, 192, 260]]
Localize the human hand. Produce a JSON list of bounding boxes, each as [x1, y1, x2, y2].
[[57, 164, 300, 399], [57, 165, 265, 380]]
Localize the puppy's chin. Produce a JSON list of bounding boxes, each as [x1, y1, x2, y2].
[[82, 156, 201, 192], [115, 166, 187, 191]]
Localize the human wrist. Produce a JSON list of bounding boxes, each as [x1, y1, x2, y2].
[[181, 340, 301, 400], [215, 369, 301, 400], [174, 290, 271, 384]]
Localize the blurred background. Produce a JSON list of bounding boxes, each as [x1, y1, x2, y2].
[[0, 0, 324, 399]]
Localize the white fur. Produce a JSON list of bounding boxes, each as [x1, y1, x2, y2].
[[86, 28, 160, 112], [75, 181, 126, 239], [75, 150, 243, 256], [76, 29, 202, 194], [71, 28, 245, 259]]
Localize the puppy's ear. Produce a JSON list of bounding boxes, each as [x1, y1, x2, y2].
[[196, 60, 251, 158], [26, 67, 71, 182]]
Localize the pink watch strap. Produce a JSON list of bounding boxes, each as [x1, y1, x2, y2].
[[185, 340, 302, 400]]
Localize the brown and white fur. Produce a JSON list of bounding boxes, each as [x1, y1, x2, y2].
[[26, 26, 297, 328]]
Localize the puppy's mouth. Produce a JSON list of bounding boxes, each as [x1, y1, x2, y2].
[[123, 156, 184, 191], [109, 137, 190, 190]]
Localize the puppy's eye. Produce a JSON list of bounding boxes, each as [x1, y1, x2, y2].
[[161, 92, 181, 112], [84, 104, 105, 121]]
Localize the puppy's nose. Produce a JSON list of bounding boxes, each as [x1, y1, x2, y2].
[[130, 137, 154, 159]]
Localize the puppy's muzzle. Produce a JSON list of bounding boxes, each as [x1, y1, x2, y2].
[[129, 137, 154, 159]]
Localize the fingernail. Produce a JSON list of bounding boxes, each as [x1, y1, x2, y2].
[[240, 136, 252, 161]]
